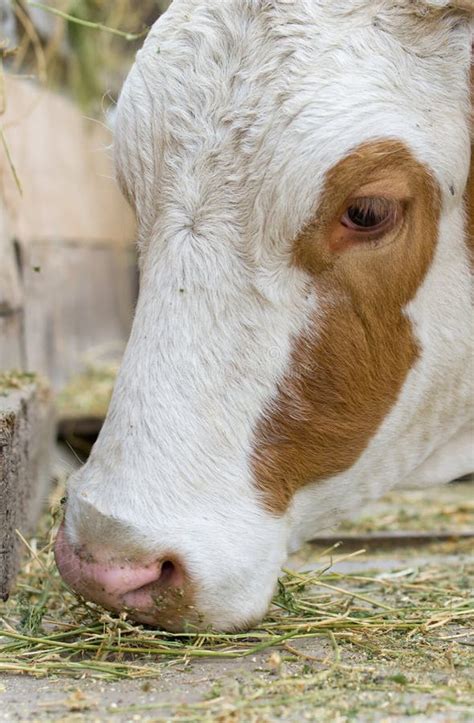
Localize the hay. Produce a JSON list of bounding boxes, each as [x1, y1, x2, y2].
[[56, 363, 118, 421], [0, 370, 38, 395], [3, 1, 172, 113], [339, 484, 474, 536], [27, 1, 149, 41]]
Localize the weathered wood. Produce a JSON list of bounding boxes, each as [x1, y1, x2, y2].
[[0, 215, 22, 315], [0, 76, 137, 389], [309, 529, 474, 550], [0, 315, 24, 369], [21, 240, 136, 388], [0, 381, 55, 600], [0, 76, 135, 246]]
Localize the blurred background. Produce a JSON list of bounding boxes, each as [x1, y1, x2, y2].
[[0, 2, 175, 449], [1, 1, 172, 112]]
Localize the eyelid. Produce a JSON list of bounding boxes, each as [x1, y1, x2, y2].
[[341, 198, 400, 232], [330, 197, 405, 254], [340, 199, 400, 234], [346, 197, 399, 217]]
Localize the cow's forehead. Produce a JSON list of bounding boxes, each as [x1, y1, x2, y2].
[[117, 0, 471, 240]]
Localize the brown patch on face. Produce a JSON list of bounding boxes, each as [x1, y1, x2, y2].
[[253, 140, 441, 514]]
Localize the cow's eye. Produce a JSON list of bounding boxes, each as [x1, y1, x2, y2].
[[341, 197, 400, 235]]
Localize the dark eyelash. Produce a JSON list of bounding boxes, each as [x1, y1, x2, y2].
[[349, 198, 393, 220], [343, 197, 399, 233]]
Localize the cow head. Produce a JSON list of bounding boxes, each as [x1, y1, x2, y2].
[[55, 0, 473, 632]]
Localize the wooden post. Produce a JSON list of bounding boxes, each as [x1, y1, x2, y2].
[[0, 378, 55, 600]]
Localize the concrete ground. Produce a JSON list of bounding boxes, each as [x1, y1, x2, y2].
[[2, 639, 468, 723], [1, 474, 473, 722]]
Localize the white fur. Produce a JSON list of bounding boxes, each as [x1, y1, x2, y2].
[[65, 0, 473, 630]]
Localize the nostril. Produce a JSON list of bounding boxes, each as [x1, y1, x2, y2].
[[121, 558, 186, 613], [55, 524, 189, 618], [160, 560, 176, 586], [151, 557, 185, 590]]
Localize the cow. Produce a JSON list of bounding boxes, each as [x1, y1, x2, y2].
[[55, 0, 473, 633]]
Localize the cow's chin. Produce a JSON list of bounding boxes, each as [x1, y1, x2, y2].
[[123, 599, 273, 634], [106, 596, 273, 634]]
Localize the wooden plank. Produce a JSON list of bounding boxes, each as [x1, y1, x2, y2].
[[0, 76, 137, 389], [0, 314, 24, 369], [309, 530, 474, 550], [0, 208, 24, 369], [0, 380, 55, 600], [0, 214, 22, 315], [21, 240, 136, 389], [0, 75, 135, 246]]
